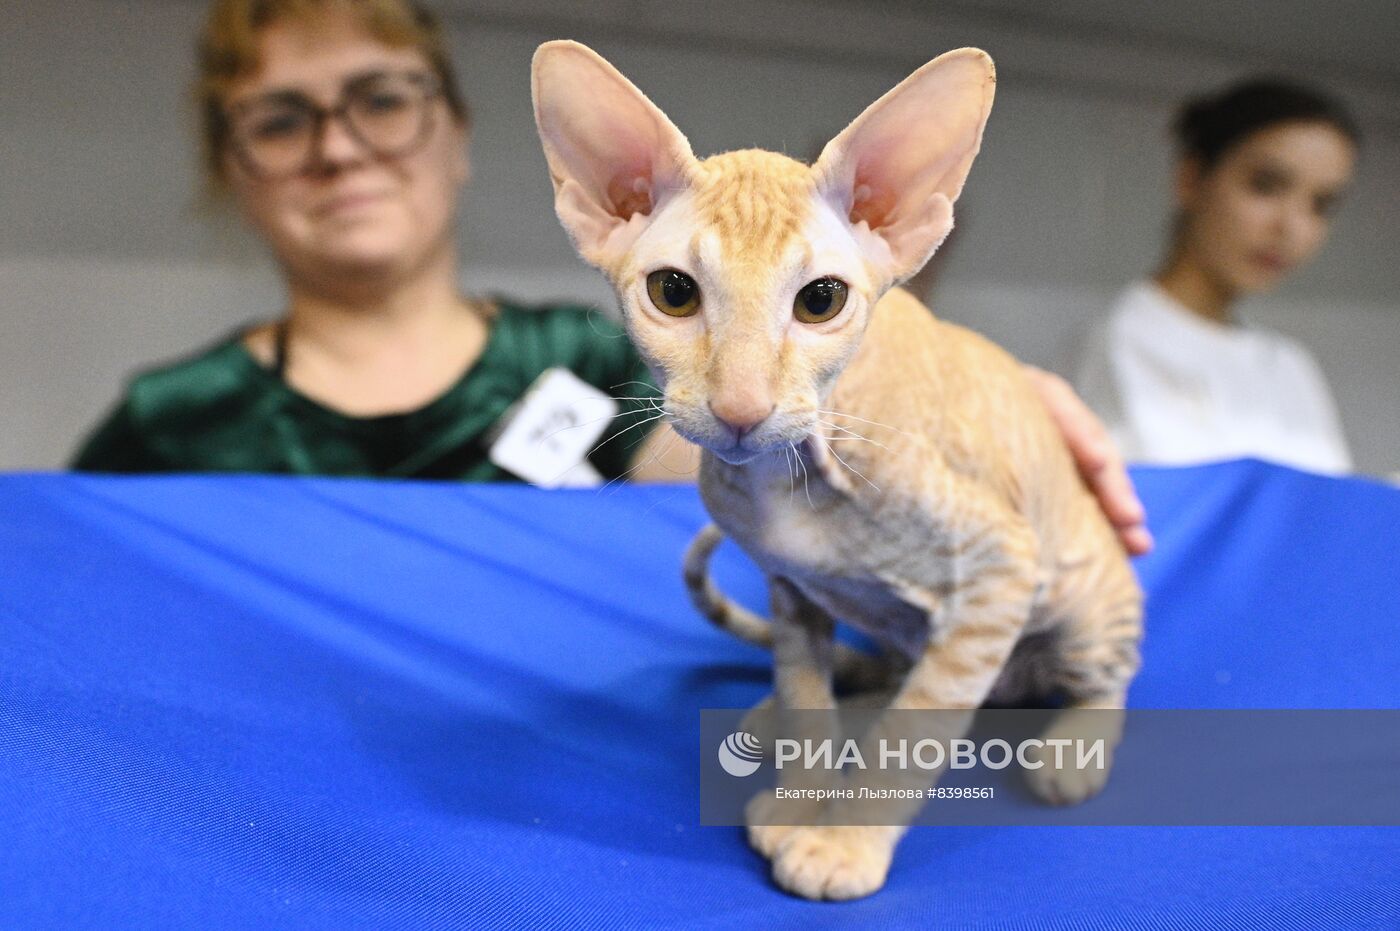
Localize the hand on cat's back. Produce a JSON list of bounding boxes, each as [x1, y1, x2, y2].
[[1023, 365, 1154, 556]]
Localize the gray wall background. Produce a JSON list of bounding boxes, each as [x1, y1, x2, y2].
[[3, 0, 1398, 472]]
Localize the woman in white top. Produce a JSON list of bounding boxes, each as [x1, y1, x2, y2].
[[1075, 79, 1360, 474]]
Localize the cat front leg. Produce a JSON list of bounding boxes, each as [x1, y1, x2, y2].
[[1022, 694, 1127, 806], [1024, 586, 1142, 805], [746, 577, 841, 859], [769, 528, 1040, 900]]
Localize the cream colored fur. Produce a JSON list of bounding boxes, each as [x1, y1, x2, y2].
[[532, 40, 1143, 902]]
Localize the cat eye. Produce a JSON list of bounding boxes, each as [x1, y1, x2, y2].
[[794, 277, 849, 324], [646, 269, 702, 317]]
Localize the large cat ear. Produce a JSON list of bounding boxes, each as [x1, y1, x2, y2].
[[813, 48, 996, 282], [532, 41, 697, 269]]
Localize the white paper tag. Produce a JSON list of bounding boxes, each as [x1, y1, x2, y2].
[[488, 367, 620, 488]]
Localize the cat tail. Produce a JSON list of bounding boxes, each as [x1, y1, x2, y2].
[[683, 524, 774, 647], [682, 524, 897, 691]]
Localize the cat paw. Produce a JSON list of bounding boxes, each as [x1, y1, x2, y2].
[[748, 821, 797, 859], [1025, 710, 1122, 806], [770, 825, 895, 901], [745, 791, 819, 858], [1023, 750, 1112, 805]]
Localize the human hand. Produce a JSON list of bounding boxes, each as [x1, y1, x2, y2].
[[1024, 365, 1153, 556]]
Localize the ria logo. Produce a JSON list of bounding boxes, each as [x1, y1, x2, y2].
[[718, 731, 764, 777]]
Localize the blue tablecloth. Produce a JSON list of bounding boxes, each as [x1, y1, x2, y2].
[[2, 461, 1398, 928]]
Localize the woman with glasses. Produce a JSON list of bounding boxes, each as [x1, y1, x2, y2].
[[72, 0, 690, 483], [71, 0, 1152, 552]]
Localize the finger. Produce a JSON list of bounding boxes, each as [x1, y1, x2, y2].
[[1073, 429, 1113, 477], [1025, 365, 1151, 553], [1121, 525, 1155, 557], [1091, 461, 1146, 528], [1086, 451, 1152, 554], [1030, 368, 1112, 474]]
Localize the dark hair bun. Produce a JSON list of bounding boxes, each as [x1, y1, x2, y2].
[[1172, 78, 1360, 169]]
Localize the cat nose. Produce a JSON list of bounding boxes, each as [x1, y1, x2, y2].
[[709, 399, 775, 441]]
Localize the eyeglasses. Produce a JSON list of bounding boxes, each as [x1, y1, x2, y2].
[[223, 70, 443, 180]]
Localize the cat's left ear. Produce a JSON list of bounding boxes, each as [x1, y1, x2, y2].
[[814, 48, 996, 283], [532, 41, 697, 270]]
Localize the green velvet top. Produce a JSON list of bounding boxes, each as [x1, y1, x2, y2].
[[71, 300, 661, 481]]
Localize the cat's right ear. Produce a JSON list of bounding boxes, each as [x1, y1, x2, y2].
[[813, 48, 996, 284], [532, 41, 697, 270]]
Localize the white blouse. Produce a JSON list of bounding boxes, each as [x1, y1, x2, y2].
[[1072, 280, 1351, 474]]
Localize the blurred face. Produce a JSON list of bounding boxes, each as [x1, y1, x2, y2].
[[222, 10, 469, 284], [1176, 120, 1355, 295]]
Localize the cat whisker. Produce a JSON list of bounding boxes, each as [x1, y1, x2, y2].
[[587, 409, 669, 463], [784, 442, 797, 502], [794, 442, 815, 510], [826, 442, 882, 493], [816, 419, 892, 452], [541, 406, 659, 444], [814, 419, 857, 439], [639, 453, 688, 517], [642, 424, 697, 480], [823, 433, 884, 447], [609, 380, 659, 394], [630, 427, 696, 511], [595, 428, 670, 494], [818, 408, 914, 439]]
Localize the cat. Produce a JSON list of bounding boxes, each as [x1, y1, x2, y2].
[[531, 40, 1143, 901]]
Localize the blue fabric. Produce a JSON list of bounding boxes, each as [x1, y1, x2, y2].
[[2, 460, 1397, 929]]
